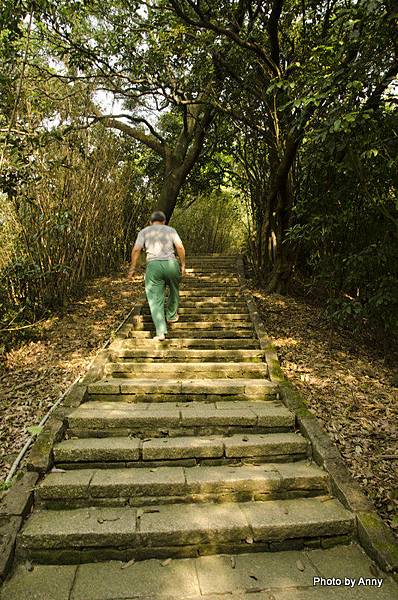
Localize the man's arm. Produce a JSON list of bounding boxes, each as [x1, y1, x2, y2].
[[175, 243, 186, 276], [127, 245, 142, 279]]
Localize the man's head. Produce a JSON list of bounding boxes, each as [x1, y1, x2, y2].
[[150, 210, 166, 224]]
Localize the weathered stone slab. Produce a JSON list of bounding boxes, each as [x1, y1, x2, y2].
[[0, 516, 22, 583], [68, 403, 180, 429], [108, 366, 266, 382], [18, 507, 138, 549], [168, 321, 252, 329], [87, 380, 121, 395], [116, 349, 264, 362], [38, 470, 93, 500], [243, 380, 277, 398], [119, 338, 260, 349], [356, 510, 398, 573], [27, 434, 54, 474], [184, 465, 281, 494], [196, 550, 318, 595], [139, 502, 250, 545], [0, 563, 77, 600], [142, 436, 223, 460], [306, 543, 383, 580], [224, 433, 308, 458], [0, 472, 38, 517], [277, 462, 328, 491], [240, 497, 354, 542], [250, 404, 294, 427], [179, 405, 256, 427], [62, 385, 87, 408], [71, 558, 200, 600], [54, 437, 141, 463], [120, 380, 183, 394], [90, 467, 186, 498], [181, 380, 244, 394]]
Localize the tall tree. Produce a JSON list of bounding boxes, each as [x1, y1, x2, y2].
[[167, 0, 398, 290], [31, 1, 218, 219]]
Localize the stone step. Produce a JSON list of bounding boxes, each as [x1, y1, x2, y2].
[[178, 290, 242, 297], [140, 315, 250, 324], [126, 329, 255, 339], [171, 302, 248, 309], [17, 496, 354, 563], [182, 276, 240, 285], [104, 362, 268, 379], [36, 461, 328, 508], [67, 400, 293, 438], [87, 378, 276, 398], [133, 321, 253, 330], [140, 309, 250, 317], [111, 348, 265, 362], [180, 282, 241, 288], [53, 432, 309, 467], [185, 269, 238, 275], [178, 289, 241, 296], [114, 338, 261, 350]]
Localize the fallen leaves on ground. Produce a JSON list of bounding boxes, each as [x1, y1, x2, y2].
[[251, 287, 398, 538], [0, 265, 143, 481]]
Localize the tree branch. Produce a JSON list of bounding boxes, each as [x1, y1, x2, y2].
[[267, 0, 283, 66], [95, 116, 165, 156], [168, 0, 279, 76], [365, 61, 398, 111]]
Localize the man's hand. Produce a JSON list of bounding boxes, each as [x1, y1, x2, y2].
[[181, 264, 186, 276], [128, 245, 142, 280]]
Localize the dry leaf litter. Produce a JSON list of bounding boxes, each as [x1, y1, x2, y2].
[[252, 288, 397, 538], [0, 266, 142, 481]]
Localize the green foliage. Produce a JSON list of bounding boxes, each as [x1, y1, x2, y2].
[[26, 425, 43, 437], [290, 103, 398, 337], [170, 189, 245, 254]]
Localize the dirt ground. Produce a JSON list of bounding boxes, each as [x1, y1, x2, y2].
[[251, 286, 398, 537], [0, 265, 143, 483], [0, 266, 397, 539]]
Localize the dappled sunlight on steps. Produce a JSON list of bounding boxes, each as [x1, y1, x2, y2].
[[7, 254, 393, 599]]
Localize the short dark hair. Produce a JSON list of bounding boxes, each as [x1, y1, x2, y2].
[[150, 210, 166, 223]]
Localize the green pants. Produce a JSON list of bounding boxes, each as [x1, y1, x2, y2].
[[145, 259, 181, 336]]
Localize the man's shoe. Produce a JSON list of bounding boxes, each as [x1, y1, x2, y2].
[[153, 334, 166, 341], [167, 315, 179, 323]]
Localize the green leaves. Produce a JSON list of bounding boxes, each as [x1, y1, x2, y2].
[[26, 425, 43, 437]]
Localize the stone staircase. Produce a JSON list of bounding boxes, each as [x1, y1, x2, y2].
[[16, 255, 355, 566]]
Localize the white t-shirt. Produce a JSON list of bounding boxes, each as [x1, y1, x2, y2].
[[134, 224, 183, 262]]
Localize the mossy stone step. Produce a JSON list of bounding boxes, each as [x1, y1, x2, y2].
[[168, 303, 247, 310], [140, 312, 250, 320], [127, 330, 255, 339], [87, 378, 276, 397], [36, 461, 328, 507], [142, 307, 249, 315], [178, 290, 243, 297], [112, 348, 264, 362], [133, 321, 253, 330], [53, 432, 309, 465], [67, 400, 293, 436], [104, 361, 268, 379], [180, 283, 241, 289], [17, 497, 354, 563], [114, 338, 261, 350]]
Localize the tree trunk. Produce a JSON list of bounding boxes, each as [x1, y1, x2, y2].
[[157, 167, 184, 222]]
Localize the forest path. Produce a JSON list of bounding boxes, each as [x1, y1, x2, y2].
[[1, 255, 397, 599]]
